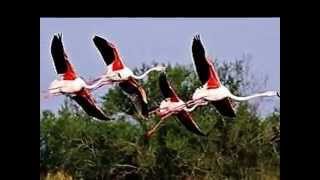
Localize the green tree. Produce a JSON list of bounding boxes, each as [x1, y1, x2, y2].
[[40, 59, 280, 179]]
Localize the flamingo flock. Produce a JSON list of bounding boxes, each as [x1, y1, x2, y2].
[[42, 33, 279, 139]]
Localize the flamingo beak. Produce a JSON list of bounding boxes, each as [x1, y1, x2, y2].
[[158, 65, 167, 72], [276, 92, 280, 97]]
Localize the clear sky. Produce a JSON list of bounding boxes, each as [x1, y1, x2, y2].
[[40, 18, 280, 117]]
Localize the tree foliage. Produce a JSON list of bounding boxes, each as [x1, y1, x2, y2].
[[40, 59, 280, 179]]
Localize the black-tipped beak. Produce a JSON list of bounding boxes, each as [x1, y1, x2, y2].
[[277, 92, 280, 97]]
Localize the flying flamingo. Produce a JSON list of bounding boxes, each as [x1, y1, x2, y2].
[[189, 35, 280, 117], [93, 36, 165, 117], [145, 73, 206, 139], [46, 34, 109, 120], [93, 36, 166, 84]]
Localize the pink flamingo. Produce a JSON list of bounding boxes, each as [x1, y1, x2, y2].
[[45, 34, 109, 120], [189, 35, 280, 117], [145, 73, 205, 139], [93, 36, 165, 118]]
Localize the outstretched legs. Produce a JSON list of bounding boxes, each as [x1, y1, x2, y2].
[[144, 118, 166, 139], [40, 90, 63, 100], [185, 98, 208, 111]]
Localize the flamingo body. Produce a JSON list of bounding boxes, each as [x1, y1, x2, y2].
[[93, 35, 165, 83], [48, 78, 87, 94], [118, 77, 148, 117], [190, 35, 279, 117], [158, 98, 185, 117], [192, 84, 230, 102], [93, 35, 165, 118], [47, 34, 109, 120], [145, 73, 205, 139], [104, 64, 134, 81]]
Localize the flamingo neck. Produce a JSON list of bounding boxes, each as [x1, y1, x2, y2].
[[228, 91, 278, 101], [131, 66, 162, 79], [185, 104, 198, 112], [185, 98, 208, 112]]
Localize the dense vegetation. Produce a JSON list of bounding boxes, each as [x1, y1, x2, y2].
[[40, 59, 280, 180]]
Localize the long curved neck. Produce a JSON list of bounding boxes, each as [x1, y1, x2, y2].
[[131, 67, 161, 79], [185, 98, 208, 112], [228, 91, 278, 101], [185, 103, 199, 112]]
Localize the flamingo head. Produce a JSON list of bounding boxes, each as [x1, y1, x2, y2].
[[153, 65, 166, 72], [263, 91, 279, 97]]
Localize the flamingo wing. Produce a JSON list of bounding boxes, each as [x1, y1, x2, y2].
[[93, 36, 124, 70], [159, 73, 179, 102], [51, 34, 77, 80], [119, 77, 148, 117], [71, 89, 109, 121], [212, 98, 236, 117], [176, 110, 206, 136], [192, 35, 220, 88]]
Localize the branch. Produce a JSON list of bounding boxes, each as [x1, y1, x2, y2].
[[112, 164, 138, 169]]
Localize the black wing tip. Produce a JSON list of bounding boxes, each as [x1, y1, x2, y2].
[[51, 33, 64, 48], [186, 123, 207, 137], [190, 121, 206, 136], [96, 110, 110, 121], [159, 72, 167, 82], [51, 33, 65, 64], [158, 72, 168, 88], [141, 103, 149, 118], [192, 34, 203, 50], [227, 114, 237, 118], [93, 35, 103, 41], [221, 111, 236, 118], [94, 115, 109, 121], [218, 110, 236, 118], [193, 34, 201, 41], [99, 116, 110, 121], [93, 35, 108, 46], [86, 109, 110, 121], [93, 35, 115, 51], [53, 33, 63, 41], [195, 129, 207, 136], [159, 72, 175, 98]]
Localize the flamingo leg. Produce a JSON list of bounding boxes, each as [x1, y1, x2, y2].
[[145, 118, 166, 139], [186, 98, 204, 107], [103, 73, 123, 82], [145, 99, 209, 139], [161, 98, 205, 113], [186, 98, 208, 109], [148, 108, 160, 116], [40, 90, 63, 100], [149, 98, 207, 117], [92, 80, 113, 91], [160, 111, 175, 120]]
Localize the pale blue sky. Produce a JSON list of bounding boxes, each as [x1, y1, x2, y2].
[[40, 18, 280, 116]]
